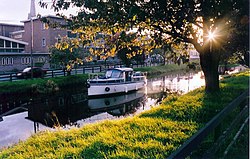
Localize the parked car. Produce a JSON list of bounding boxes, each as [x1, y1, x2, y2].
[[17, 67, 47, 79]]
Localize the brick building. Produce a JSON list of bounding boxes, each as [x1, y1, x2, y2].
[[0, 0, 69, 72], [22, 15, 68, 53]]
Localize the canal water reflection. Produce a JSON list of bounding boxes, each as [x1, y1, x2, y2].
[[0, 71, 205, 149]]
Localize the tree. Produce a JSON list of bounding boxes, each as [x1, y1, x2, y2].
[[49, 37, 83, 75], [222, 5, 249, 67], [40, 0, 249, 93]]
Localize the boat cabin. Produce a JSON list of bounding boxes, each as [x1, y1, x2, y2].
[[87, 67, 147, 96], [105, 68, 133, 82], [88, 67, 146, 84]]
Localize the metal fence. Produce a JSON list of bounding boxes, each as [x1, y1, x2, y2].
[[167, 90, 249, 159], [0, 62, 160, 82]]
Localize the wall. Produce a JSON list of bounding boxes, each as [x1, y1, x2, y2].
[[0, 53, 50, 72], [23, 17, 67, 53]]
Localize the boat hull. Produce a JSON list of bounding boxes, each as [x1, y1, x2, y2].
[[88, 81, 146, 97]]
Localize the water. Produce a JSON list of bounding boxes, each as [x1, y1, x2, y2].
[[0, 71, 205, 149]]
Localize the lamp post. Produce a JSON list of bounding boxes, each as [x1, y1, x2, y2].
[[31, 17, 34, 79]]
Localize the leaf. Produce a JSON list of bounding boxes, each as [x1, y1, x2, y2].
[[132, 15, 137, 21]]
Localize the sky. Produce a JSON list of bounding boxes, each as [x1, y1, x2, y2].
[[0, 0, 77, 25]]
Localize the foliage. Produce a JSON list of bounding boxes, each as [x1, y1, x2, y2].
[[49, 37, 84, 71], [39, 0, 249, 92], [0, 71, 248, 158], [218, 1, 249, 68]]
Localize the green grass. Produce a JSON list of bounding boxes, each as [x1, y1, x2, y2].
[[0, 74, 89, 102], [134, 64, 192, 77], [0, 74, 88, 94], [0, 71, 248, 158]]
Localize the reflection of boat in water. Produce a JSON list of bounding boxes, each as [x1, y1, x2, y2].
[[88, 91, 145, 112], [27, 89, 145, 128], [87, 67, 147, 97]]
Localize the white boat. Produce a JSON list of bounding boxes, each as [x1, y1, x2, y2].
[[87, 67, 147, 97]]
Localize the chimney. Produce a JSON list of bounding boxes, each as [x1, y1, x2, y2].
[[28, 0, 36, 19]]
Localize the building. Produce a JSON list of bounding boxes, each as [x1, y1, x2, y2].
[[22, 15, 68, 53], [10, 30, 25, 41], [0, 35, 27, 72], [0, 35, 52, 72], [0, 0, 70, 72], [0, 23, 24, 37]]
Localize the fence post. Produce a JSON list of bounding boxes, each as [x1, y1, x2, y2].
[[52, 70, 54, 78], [63, 69, 66, 76], [10, 74, 12, 82], [100, 66, 102, 72], [83, 67, 85, 74], [92, 67, 94, 73], [214, 123, 221, 141]]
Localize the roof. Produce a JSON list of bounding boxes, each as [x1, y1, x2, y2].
[[9, 30, 25, 34], [0, 52, 50, 55], [0, 22, 24, 27], [22, 15, 63, 23], [112, 67, 133, 72], [0, 35, 28, 45]]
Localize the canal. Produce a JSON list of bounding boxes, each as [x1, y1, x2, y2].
[[0, 71, 205, 149]]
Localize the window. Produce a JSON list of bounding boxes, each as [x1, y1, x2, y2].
[[42, 38, 46, 47], [37, 57, 45, 63], [42, 23, 49, 30], [12, 42, 17, 48], [0, 39, 4, 47], [1, 57, 14, 65], [58, 97, 64, 106], [19, 44, 25, 48], [21, 57, 31, 64], [5, 41, 11, 47], [57, 37, 61, 43]]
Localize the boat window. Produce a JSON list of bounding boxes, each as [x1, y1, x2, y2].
[[125, 71, 132, 81], [105, 70, 113, 78], [111, 70, 121, 78]]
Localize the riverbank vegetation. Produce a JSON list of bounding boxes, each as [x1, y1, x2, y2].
[[134, 63, 197, 77], [0, 74, 88, 103], [0, 64, 190, 95], [0, 74, 88, 94], [0, 71, 248, 158]]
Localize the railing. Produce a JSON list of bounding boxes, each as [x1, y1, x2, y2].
[[0, 62, 160, 82], [167, 90, 249, 159]]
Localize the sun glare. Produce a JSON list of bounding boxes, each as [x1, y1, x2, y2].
[[208, 31, 215, 40]]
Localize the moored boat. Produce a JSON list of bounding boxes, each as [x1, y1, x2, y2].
[[87, 67, 147, 97]]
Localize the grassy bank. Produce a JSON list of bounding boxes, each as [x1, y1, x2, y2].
[[0, 71, 248, 158], [0, 74, 88, 94], [134, 64, 196, 77]]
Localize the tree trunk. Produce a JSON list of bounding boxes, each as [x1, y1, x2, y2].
[[200, 50, 220, 93]]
